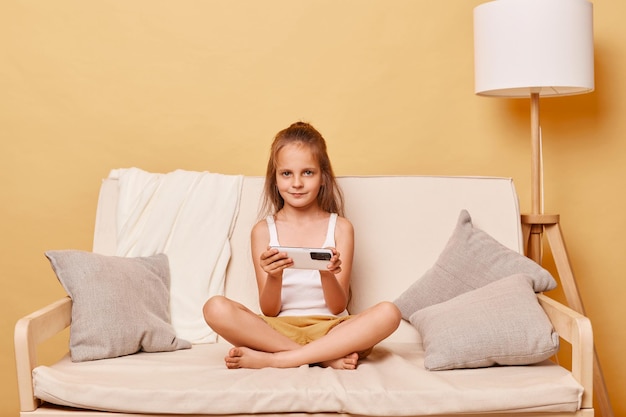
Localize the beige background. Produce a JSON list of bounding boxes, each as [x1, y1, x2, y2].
[[1, 1, 624, 415]]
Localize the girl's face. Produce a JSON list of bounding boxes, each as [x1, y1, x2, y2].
[[275, 143, 323, 211]]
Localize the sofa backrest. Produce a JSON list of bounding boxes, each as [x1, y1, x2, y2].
[[93, 175, 522, 343]]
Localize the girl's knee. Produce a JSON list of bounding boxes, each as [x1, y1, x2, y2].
[[203, 295, 230, 320], [376, 301, 402, 324]]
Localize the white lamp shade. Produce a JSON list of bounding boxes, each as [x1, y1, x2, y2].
[[474, 0, 594, 97]]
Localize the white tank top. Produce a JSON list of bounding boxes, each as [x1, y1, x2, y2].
[[266, 213, 347, 317]]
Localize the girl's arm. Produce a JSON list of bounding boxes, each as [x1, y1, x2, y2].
[[251, 221, 291, 317], [319, 216, 354, 315]]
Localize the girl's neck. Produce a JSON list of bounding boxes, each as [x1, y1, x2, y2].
[[274, 206, 330, 247], [275, 205, 329, 223]]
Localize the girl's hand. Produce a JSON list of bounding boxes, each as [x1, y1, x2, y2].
[[326, 247, 342, 274], [260, 247, 293, 274]]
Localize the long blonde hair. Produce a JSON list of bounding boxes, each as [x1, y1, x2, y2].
[[260, 122, 344, 217]]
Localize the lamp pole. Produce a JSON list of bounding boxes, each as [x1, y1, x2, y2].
[[474, 1, 612, 414], [527, 92, 543, 263]]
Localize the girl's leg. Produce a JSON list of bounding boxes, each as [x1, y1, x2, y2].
[[226, 301, 401, 369], [202, 295, 301, 353]]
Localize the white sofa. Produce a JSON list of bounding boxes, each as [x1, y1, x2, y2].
[[15, 172, 594, 417]]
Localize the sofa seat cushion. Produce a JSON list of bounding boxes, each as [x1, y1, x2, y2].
[[33, 342, 583, 415]]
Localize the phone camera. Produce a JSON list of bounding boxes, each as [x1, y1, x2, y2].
[[310, 251, 331, 261]]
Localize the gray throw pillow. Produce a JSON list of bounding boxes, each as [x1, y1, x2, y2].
[[394, 209, 556, 320], [410, 274, 560, 370], [45, 250, 191, 362]]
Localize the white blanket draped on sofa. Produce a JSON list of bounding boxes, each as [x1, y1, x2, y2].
[[109, 168, 243, 343]]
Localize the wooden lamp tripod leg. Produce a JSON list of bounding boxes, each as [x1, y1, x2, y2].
[[524, 93, 613, 416], [522, 214, 614, 417]]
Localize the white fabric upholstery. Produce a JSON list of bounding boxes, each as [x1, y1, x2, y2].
[[30, 174, 585, 415], [33, 342, 582, 415]]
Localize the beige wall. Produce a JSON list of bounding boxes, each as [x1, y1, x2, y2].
[[1, 0, 624, 415]]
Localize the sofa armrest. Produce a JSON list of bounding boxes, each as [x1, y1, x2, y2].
[[538, 293, 594, 410], [14, 296, 72, 412]]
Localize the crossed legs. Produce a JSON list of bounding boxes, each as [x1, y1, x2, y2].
[[202, 296, 401, 370]]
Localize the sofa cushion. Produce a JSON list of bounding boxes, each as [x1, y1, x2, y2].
[[394, 209, 556, 320], [32, 342, 583, 415], [45, 250, 191, 362], [409, 274, 559, 370]]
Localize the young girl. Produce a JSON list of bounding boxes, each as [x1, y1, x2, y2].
[[203, 122, 401, 370]]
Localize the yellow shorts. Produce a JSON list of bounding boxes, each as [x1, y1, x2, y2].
[[260, 315, 352, 346]]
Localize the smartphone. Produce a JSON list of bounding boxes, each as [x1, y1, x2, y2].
[[271, 246, 333, 270]]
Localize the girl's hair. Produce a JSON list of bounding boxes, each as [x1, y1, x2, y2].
[[260, 122, 344, 217]]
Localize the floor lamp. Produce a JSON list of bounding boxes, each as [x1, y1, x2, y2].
[[473, 1, 613, 417]]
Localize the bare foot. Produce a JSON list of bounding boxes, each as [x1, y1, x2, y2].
[[225, 347, 277, 369], [319, 352, 359, 370], [225, 347, 360, 370]]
